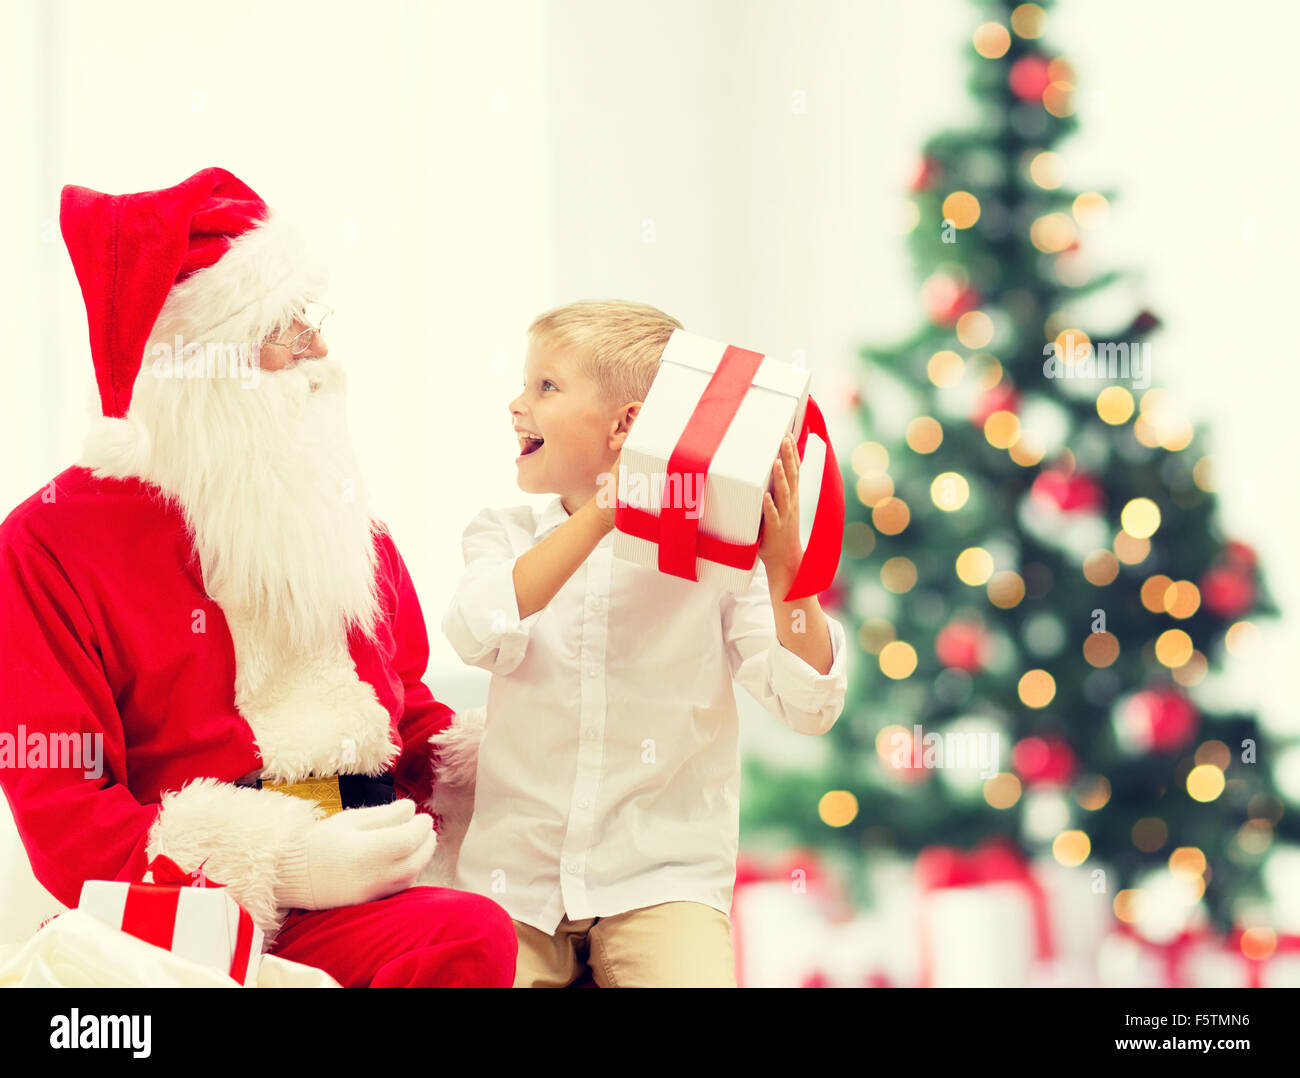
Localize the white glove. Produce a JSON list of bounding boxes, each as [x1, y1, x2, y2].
[[274, 798, 437, 911]]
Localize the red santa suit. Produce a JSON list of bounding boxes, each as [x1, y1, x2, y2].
[[0, 168, 512, 987]]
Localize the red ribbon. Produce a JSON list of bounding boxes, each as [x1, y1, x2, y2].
[[1114, 923, 1208, 988], [914, 839, 1054, 987], [147, 853, 211, 887], [615, 345, 844, 601], [1229, 928, 1300, 988], [658, 345, 765, 581], [119, 854, 256, 984]]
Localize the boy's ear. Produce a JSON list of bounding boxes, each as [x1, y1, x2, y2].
[[610, 401, 642, 450]]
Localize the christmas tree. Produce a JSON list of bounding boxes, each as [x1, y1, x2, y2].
[[742, 0, 1291, 935]]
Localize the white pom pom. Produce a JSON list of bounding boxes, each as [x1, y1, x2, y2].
[[78, 416, 151, 478]]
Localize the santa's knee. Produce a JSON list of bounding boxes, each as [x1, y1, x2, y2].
[[448, 890, 518, 986], [396, 887, 518, 986]]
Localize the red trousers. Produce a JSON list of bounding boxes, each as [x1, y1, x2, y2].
[[269, 886, 518, 987]]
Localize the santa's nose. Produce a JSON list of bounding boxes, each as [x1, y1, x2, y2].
[[304, 330, 328, 358]]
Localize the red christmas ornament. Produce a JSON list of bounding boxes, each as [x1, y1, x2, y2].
[[1030, 469, 1105, 513], [1009, 55, 1053, 101], [972, 382, 1021, 427], [1201, 566, 1255, 619], [1222, 540, 1258, 572], [833, 373, 861, 411], [923, 273, 980, 326], [1012, 736, 1078, 788], [935, 620, 989, 673], [1123, 688, 1198, 753], [911, 155, 941, 193], [818, 582, 845, 614]]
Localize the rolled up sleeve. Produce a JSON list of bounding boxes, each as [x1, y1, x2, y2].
[[721, 561, 848, 736], [440, 508, 542, 676]]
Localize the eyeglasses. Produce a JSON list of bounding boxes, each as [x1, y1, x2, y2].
[[265, 302, 333, 357]]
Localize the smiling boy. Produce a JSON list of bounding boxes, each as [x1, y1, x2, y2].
[[441, 299, 848, 987]]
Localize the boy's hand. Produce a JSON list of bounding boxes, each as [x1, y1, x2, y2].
[[759, 433, 834, 674], [758, 434, 803, 598]]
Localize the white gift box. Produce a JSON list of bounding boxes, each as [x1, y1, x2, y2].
[[730, 879, 835, 988], [922, 879, 1040, 987], [914, 844, 1073, 988], [614, 329, 812, 595], [1026, 857, 1112, 986], [78, 876, 263, 987], [1185, 937, 1300, 988]]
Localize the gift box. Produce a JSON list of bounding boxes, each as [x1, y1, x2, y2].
[[1027, 856, 1113, 987], [915, 838, 1055, 987], [808, 912, 898, 988], [730, 849, 844, 987], [1184, 929, 1300, 988], [78, 855, 262, 986], [614, 329, 843, 599], [1097, 923, 1207, 988]]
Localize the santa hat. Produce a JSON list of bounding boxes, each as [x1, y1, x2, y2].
[[60, 166, 327, 421]]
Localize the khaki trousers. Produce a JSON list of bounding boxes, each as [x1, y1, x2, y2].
[[513, 901, 738, 988]]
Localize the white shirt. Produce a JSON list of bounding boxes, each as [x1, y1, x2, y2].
[[441, 495, 848, 935]]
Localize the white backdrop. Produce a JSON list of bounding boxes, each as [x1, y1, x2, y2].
[[3, 0, 1299, 937]]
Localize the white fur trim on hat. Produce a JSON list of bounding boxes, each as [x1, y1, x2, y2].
[[151, 209, 330, 351]]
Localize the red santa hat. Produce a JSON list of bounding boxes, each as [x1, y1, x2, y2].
[[60, 166, 327, 419]]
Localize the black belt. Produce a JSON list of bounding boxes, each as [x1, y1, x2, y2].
[[235, 771, 395, 810]]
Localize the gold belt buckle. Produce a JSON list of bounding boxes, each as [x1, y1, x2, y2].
[[260, 774, 344, 817]]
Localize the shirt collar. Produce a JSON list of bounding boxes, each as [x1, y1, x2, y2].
[[533, 496, 571, 539]]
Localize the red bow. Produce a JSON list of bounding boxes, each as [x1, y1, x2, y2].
[[146, 854, 214, 887], [123, 855, 256, 984]]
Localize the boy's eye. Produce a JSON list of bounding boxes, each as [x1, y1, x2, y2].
[[542, 380, 557, 391]]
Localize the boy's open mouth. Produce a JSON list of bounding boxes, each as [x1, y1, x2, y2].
[[518, 433, 545, 456]]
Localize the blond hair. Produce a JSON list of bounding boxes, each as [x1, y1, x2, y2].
[[527, 299, 683, 406]]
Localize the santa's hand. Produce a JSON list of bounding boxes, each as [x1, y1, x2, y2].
[[273, 798, 437, 911]]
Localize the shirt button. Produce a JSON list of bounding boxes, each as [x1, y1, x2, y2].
[[565, 861, 579, 875], [591, 597, 604, 612], [585, 664, 598, 678], [579, 798, 590, 810]]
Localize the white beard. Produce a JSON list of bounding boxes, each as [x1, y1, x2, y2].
[[93, 350, 400, 782], [125, 352, 382, 654]]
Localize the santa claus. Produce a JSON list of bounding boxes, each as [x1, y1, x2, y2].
[[0, 167, 514, 987]]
